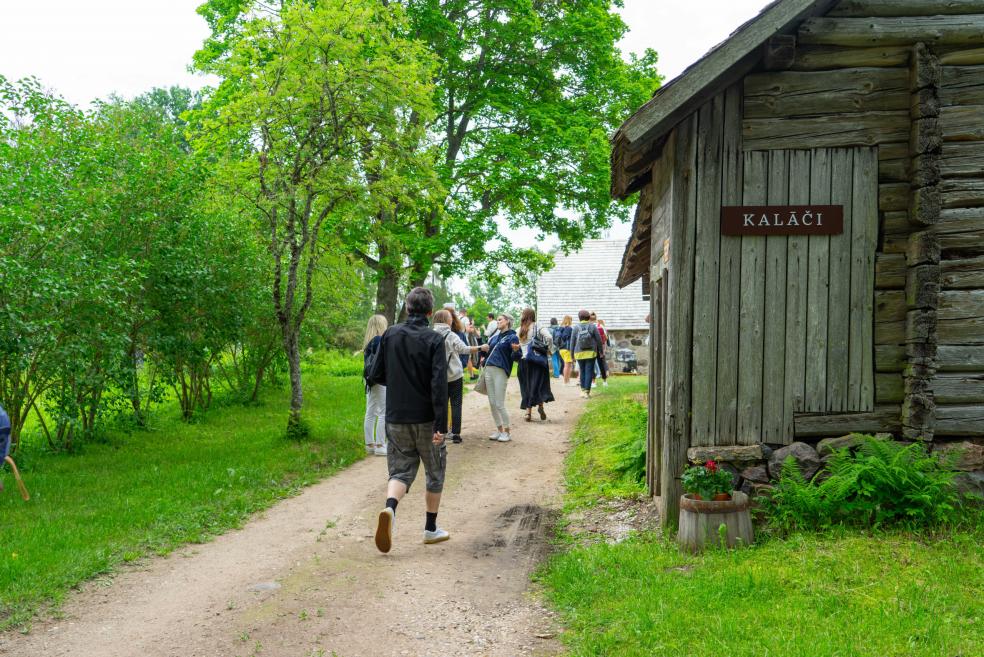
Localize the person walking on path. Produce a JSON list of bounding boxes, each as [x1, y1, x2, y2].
[[568, 309, 602, 398], [482, 313, 519, 442], [517, 308, 555, 422], [433, 309, 484, 444], [366, 287, 450, 553], [557, 315, 574, 386], [591, 314, 610, 388], [548, 317, 562, 379], [362, 315, 389, 456]]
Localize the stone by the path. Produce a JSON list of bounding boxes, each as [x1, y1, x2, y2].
[[740, 465, 769, 484], [816, 434, 863, 457], [768, 442, 822, 481], [933, 441, 984, 471]]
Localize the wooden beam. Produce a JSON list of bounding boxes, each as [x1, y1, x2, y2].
[[800, 16, 984, 47], [744, 68, 909, 119], [936, 405, 984, 435], [941, 104, 984, 141], [934, 374, 984, 404], [794, 406, 902, 436], [743, 110, 909, 151], [790, 45, 911, 70], [939, 345, 984, 371], [829, 1, 984, 16], [941, 141, 984, 177], [943, 255, 984, 288]]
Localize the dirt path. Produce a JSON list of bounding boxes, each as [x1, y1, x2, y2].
[[1, 377, 585, 657]]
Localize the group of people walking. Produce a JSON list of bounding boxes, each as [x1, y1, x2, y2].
[[359, 286, 611, 554]]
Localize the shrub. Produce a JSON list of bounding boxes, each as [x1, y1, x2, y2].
[[763, 435, 964, 531]]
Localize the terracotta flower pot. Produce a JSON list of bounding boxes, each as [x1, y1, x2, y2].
[[713, 492, 732, 501]]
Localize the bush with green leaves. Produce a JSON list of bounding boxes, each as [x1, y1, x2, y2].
[[762, 435, 964, 531]]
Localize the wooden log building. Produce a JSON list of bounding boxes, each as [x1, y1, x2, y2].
[[612, 0, 984, 525]]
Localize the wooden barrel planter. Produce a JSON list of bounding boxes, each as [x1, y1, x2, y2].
[[677, 492, 753, 553]]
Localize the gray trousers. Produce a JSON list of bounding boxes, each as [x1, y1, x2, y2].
[[485, 365, 510, 428]]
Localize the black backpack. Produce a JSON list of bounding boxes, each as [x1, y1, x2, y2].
[[363, 337, 381, 388], [575, 323, 598, 352]]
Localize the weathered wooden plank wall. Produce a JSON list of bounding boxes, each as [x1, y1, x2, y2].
[[688, 141, 878, 447]]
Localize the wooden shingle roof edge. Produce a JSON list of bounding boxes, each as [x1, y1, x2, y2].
[[610, 0, 838, 201]]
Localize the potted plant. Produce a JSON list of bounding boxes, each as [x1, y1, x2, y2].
[[680, 460, 733, 501]]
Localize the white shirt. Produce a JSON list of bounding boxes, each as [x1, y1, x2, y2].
[[485, 320, 497, 338]]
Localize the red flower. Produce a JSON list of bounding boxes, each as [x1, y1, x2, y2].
[[705, 460, 717, 472]]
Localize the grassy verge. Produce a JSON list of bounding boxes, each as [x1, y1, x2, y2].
[[538, 380, 984, 657], [563, 376, 648, 511], [0, 359, 364, 630]]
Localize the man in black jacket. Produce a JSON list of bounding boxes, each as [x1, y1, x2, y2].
[[366, 287, 450, 553]]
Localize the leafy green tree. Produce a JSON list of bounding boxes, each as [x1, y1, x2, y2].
[[192, 0, 436, 434]]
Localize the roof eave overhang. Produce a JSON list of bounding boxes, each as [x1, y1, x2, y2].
[[610, 0, 838, 201]]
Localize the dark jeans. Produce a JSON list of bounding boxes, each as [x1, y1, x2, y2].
[[447, 378, 463, 435], [551, 351, 562, 378], [578, 357, 595, 392]]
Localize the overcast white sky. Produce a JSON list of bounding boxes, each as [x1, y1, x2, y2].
[[0, 0, 771, 245]]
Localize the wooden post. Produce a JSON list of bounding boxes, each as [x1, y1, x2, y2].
[[903, 43, 942, 441], [661, 116, 697, 529]]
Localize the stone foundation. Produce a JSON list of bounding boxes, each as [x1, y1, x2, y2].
[[607, 328, 649, 375], [685, 435, 984, 501]]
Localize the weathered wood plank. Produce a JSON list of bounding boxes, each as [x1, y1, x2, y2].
[[876, 344, 906, 371], [794, 406, 902, 436], [934, 373, 984, 403], [662, 117, 698, 528], [800, 16, 984, 47], [876, 373, 905, 403], [715, 85, 744, 448], [943, 255, 984, 288], [744, 111, 910, 151], [941, 178, 984, 208], [880, 157, 910, 182], [830, 1, 984, 17], [743, 68, 909, 119], [941, 142, 984, 177], [790, 45, 911, 70], [931, 214, 984, 255], [737, 151, 769, 445], [940, 65, 984, 106], [805, 149, 832, 412], [941, 104, 984, 141], [939, 344, 984, 370], [875, 289, 907, 344], [881, 210, 911, 254], [785, 151, 812, 424], [935, 405, 984, 435], [939, 289, 984, 344], [939, 46, 984, 65], [852, 148, 878, 410], [876, 252, 907, 288], [763, 151, 790, 444], [691, 97, 725, 447], [828, 149, 855, 411], [880, 182, 910, 211]]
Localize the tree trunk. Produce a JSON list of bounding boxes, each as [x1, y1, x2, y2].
[[376, 265, 400, 325], [284, 332, 306, 437]]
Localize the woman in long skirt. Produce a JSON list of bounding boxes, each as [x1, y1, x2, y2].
[[516, 307, 555, 421]]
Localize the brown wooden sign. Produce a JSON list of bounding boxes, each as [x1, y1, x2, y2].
[[721, 205, 843, 236]]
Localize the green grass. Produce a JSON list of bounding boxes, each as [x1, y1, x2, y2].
[[539, 378, 984, 657], [0, 359, 365, 630], [563, 376, 648, 510]]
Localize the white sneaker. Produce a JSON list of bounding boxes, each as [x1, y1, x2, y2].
[[374, 444, 387, 456], [602, 380, 608, 387], [497, 433, 512, 442], [489, 431, 501, 440], [423, 527, 450, 544], [375, 508, 395, 553]]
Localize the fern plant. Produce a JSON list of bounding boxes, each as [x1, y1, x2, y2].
[[763, 435, 964, 532]]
